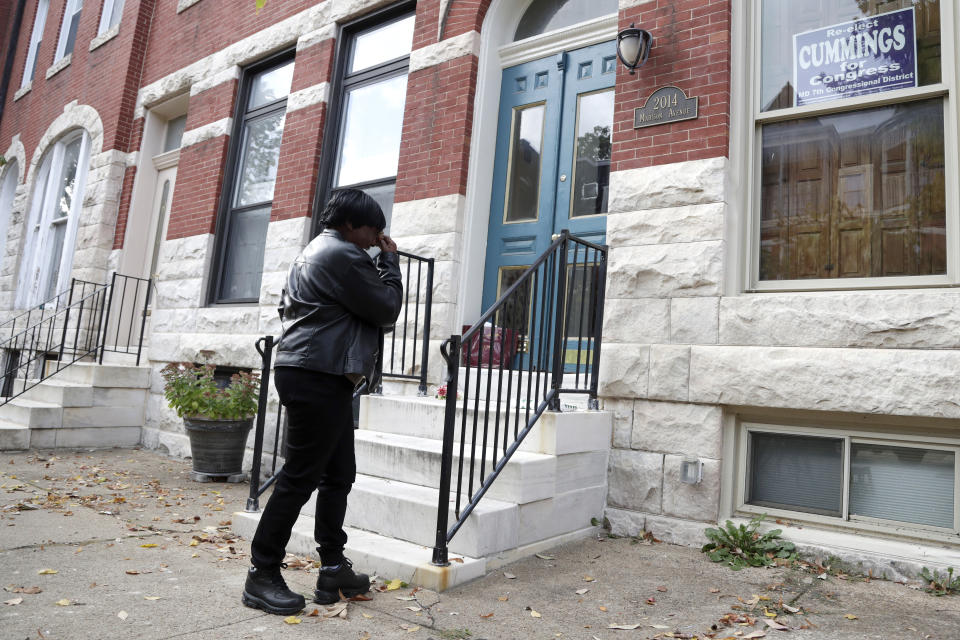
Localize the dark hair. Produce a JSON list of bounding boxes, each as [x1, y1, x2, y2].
[[318, 189, 386, 232]]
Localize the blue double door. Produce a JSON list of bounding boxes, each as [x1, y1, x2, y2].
[[480, 41, 615, 365]]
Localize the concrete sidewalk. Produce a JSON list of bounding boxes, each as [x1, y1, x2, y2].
[[1, 448, 959, 639]]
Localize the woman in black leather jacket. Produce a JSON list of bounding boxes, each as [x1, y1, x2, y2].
[[242, 189, 402, 614]]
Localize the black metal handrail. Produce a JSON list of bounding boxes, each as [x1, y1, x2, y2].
[[431, 229, 608, 565], [0, 279, 101, 342], [0, 274, 153, 405], [246, 249, 435, 511]]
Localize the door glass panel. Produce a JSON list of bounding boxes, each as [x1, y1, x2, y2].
[[350, 14, 416, 73], [760, 98, 945, 280], [44, 220, 67, 300], [55, 138, 82, 220], [248, 61, 294, 110], [336, 75, 407, 186], [235, 111, 285, 207], [504, 104, 545, 223], [850, 443, 954, 528], [748, 432, 844, 516], [498, 266, 533, 335], [570, 90, 613, 217], [219, 205, 270, 301]]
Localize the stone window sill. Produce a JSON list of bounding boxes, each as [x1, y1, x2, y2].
[[177, 0, 203, 13], [13, 83, 31, 101], [90, 24, 120, 52], [45, 54, 72, 80]]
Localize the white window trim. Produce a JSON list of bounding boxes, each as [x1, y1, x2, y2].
[[740, 0, 960, 293], [735, 420, 960, 544], [21, 0, 50, 89], [54, 0, 84, 63], [97, 0, 124, 35], [0, 161, 19, 259], [16, 131, 91, 308]]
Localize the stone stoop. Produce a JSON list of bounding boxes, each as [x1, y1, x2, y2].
[[233, 391, 612, 592], [0, 362, 151, 450]]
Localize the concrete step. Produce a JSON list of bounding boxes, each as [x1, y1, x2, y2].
[[300, 474, 519, 558], [0, 398, 62, 427], [359, 395, 612, 454], [355, 430, 555, 504], [56, 362, 150, 388], [19, 378, 94, 407], [0, 421, 30, 450], [29, 425, 141, 449], [232, 513, 486, 592]]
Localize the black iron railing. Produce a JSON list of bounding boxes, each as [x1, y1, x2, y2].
[[246, 250, 435, 511], [0, 274, 152, 404], [431, 230, 608, 565]]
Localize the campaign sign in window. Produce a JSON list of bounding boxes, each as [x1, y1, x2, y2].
[[793, 7, 917, 106]]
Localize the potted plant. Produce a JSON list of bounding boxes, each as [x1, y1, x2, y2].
[[161, 362, 260, 483]]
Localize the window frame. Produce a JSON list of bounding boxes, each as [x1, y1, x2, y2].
[[736, 420, 960, 540], [97, 0, 124, 35], [744, 0, 960, 292], [54, 0, 84, 63], [208, 48, 295, 306], [21, 0, 50, 88], [311, 0, 416, 238]]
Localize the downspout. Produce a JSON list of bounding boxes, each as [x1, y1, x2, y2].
[[0, 0, 28, 130]]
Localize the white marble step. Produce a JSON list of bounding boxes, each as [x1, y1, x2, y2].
[[301, 474, 519, 558], [19, 378, 94, 407], [55, 362, 150, 388], [0, 421, 30, 450], [354, 430, 555, 504], [0, 398, 62, 428], [28, 425, 141, 449], [231, 513, 486, 592], [359, 395, 612, 454]]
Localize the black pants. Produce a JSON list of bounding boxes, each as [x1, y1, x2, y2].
[[250, 367, 356, 569]]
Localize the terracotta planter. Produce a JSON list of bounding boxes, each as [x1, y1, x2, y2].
[[183, 416, 253, 483]]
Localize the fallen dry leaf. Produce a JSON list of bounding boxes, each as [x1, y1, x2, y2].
[[349, 593, 372, 601], [710, 588, 721, 593], [480, 612, 494, 618], [535, 553, 555, 560], [576, 588, 590, 595], [608, 623, 642, 630], [646, 597, 656, 605], [143, 596, 160, 601], [4, 597, 23, 606], [139, 544, 157, 548], [504, 572, 516, 579], [405, 605, 422, 612], [125, 570, 139, 575], [189, 540, 199, 547], [385, 579, 404, 591], [844, 614, 858, 620], [599, 606, 607, 611], [361, 613, 373, 619], [763, 618, 788, 630], [743, 631, 767, 639], [283, 616, 301, 625], [117, 611, 128, 620], [307, 608, 320, 617], [583, 575, 596, 582], [656, 586, 668, 592], [37, 569, 58, 575], [323, 602, 348, 619], [498, 596, 509, 601], [783, 604, 800, 614], [530, 610, 542, 618], [55, 599, 72, 606]]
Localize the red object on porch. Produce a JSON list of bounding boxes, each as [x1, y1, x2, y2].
[[461, 324, 520, 367]]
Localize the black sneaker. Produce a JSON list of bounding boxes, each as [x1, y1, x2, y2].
[[242, 564, 306, 615], [314, 558, 370, 604]]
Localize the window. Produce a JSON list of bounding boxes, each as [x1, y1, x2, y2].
[[55, 0, 83, 62], [514, 0, 617, 41], [741, 424, 959, 534], [21, 0, 50, 87], [97, 0, 124, 35], [16, 131, 91, 307], [315, 5, 416, 231], [211, 55, 294, 304], [750, 1, 952, 289]]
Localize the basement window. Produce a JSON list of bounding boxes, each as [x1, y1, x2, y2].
[[741, 424, 958, 534]]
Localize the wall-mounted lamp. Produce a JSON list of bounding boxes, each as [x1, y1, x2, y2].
[[679, 457, 703, 485], [616, 23, 653, 74]]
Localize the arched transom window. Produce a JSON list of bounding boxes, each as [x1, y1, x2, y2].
[[514, 0, 618, 41]]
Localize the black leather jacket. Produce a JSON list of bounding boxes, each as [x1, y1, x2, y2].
[[275, 229, 403, 378]]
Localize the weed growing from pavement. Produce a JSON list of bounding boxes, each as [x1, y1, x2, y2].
[[920, 566, 960, 596], [702, 514, 797, 570], [436, 628, 472, 639]]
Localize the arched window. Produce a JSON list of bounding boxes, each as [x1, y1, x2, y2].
[[514, 0, 618, 41], [17, 131, 91, 307], [0, 160, 18, 257]]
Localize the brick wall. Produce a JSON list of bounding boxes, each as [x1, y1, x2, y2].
[[440, 0, 491, 39], [394, 54, 477, 203], [612, 0, 731, 172]]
